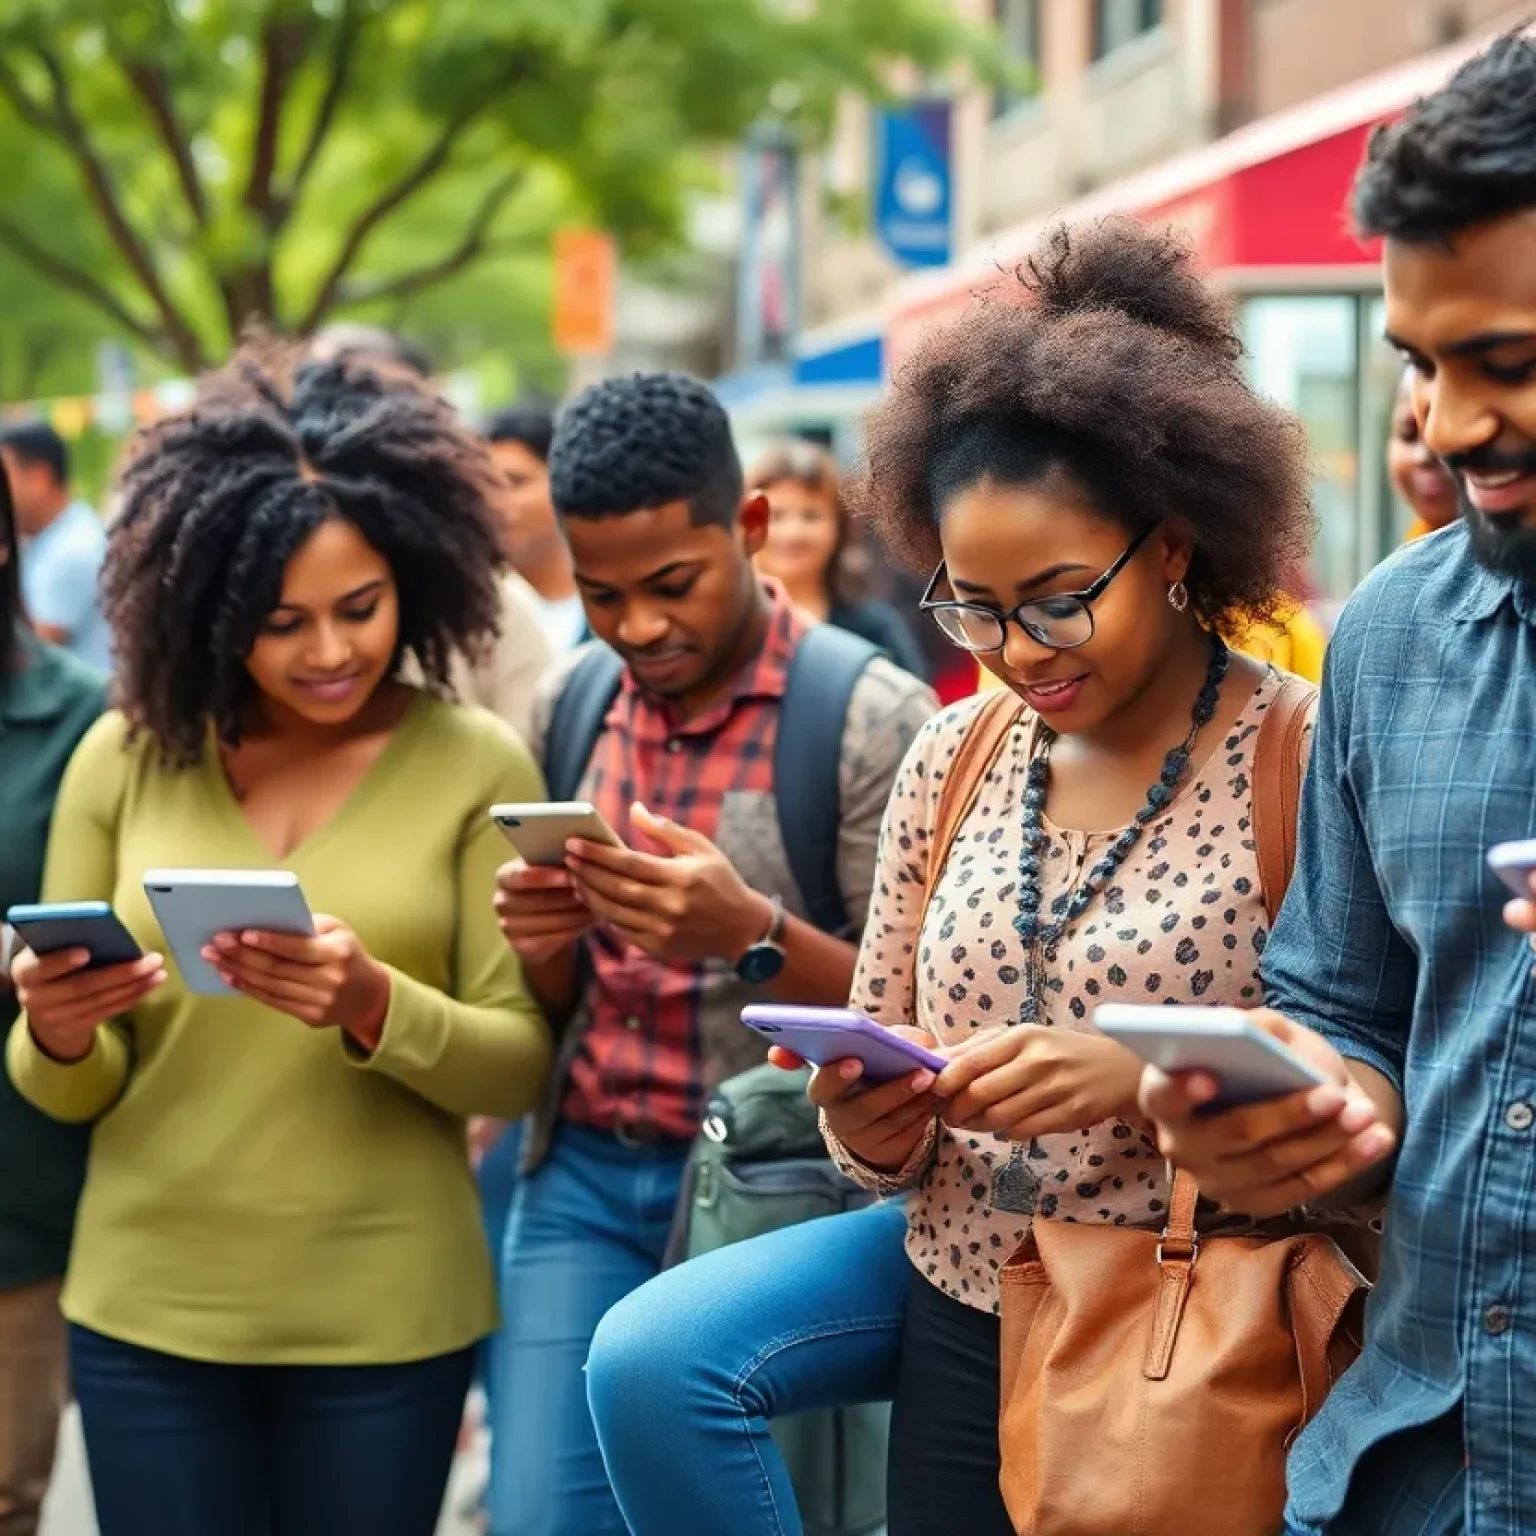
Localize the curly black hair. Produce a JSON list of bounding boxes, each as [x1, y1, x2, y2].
[[549, 371, 743, 526], [103, 342, 505, 764], [855, 217, 1315, 633], [1354, 28, 1536, 243]]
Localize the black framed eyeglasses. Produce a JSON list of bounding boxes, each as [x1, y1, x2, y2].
[[919, 523, 1158, 654]]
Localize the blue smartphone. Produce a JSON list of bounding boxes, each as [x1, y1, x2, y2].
[[6, 901, 143, 970]]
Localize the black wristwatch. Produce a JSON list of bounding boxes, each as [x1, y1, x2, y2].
[[734, 896, 787, 985]]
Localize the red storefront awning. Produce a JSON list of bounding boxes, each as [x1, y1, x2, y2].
[[886, 32, 1488, 370]]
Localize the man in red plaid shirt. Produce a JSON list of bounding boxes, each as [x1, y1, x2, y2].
[[486, 372, 934, 1536]]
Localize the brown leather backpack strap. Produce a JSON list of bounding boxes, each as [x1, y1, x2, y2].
[[921, 690, 1026, 917], [1251, 673, 1318, 926]]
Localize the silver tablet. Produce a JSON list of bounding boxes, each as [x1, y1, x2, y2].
[[142, 869, 315, 997]]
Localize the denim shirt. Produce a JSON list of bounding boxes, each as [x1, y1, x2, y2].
[[1265, 524, 1536, 1534]]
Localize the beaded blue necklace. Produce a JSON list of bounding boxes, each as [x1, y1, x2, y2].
[[989, 633, 1231, 1216]]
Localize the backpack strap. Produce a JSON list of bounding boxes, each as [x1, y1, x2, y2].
[[921, 690, 1027, 919], [1250, 673, 1318, 925], [543, 645, 625, 801], [776, 624, 882, 937]]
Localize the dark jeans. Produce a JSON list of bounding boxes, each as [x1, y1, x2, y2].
[[889, 1268, 1013, 1536], [70, 1324, 475, 1536]]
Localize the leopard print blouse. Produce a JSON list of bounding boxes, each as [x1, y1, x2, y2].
[[826, 670, 1310, 1316]]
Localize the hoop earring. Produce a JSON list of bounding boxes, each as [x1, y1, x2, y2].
[[1167, 581, 1190, 613]]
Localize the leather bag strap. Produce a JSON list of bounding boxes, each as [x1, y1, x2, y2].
[[921, 690, 1026, 918], [1250, 673, 1317, 927]]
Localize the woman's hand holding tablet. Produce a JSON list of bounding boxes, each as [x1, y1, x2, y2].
[[144, 869, 390, 1048], [204, 915, 392, 1050]]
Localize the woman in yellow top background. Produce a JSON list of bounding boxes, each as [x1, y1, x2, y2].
[[1221, 591, 1328, 681], [7, 346, 550, 1536]]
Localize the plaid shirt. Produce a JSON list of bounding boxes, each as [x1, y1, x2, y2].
[[560, 591, 805, 1140], [1267, 524, 1536, 1535]]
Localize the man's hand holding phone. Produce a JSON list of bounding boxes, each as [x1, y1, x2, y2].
[[773, 1025, 942, 1175], [494, 859, 596, 966], [14, 946, 166, 1064], [1137, 1009, 1399, 1217], [563, 802, 768, 964]]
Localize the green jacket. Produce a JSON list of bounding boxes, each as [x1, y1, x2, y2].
[[0, 631, 105, 1289]]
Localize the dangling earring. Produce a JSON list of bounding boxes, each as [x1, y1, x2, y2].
[[1167, 580, 1189, 613]]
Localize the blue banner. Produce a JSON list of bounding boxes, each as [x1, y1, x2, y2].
[[873, 99, 953, 269]]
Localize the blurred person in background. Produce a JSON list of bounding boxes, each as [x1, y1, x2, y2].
[[0, 463, 105, 1536], [0, 423, 110, 675], [749, 440, 929, 679], [309, 322, 436, 390], [1388, 365, 1458, 540], [308, 327, 553, 740], [5, 345, 551, 1536], [485, 406, 588, 654]]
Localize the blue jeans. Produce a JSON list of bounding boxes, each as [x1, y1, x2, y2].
[[488, 1123, 689, 1536], [587, 1199, 910, 1536], [477, 1118, 524, 1409], [69, 1323, 474, 1536]]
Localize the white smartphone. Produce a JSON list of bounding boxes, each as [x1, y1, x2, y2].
[[142, 869, 315, 997], [1488, 839, 1536, 899], [489, 801, 624, 867], [1093, 1004, 1328, 1111]]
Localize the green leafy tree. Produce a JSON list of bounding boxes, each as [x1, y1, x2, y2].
[[0, 0, 993, 375]]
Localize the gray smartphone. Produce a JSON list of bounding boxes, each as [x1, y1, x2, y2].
[[490, 801, 625, 867]]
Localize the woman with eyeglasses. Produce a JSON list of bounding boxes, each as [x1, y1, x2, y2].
[[585, 217, 1316, 1535]]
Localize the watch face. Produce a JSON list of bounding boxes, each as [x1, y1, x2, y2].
[[736, 944, 786, 986]]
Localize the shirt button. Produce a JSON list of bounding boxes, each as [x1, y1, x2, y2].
[[1483, 1303, 1513, 1337], [1506, 1101, 1535, 1132], [624, 1015, 642, 1032]]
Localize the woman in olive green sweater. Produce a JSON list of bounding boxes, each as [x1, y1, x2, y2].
[[5, 347, 551, 1536]]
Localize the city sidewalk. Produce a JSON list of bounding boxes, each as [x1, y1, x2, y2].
[[40, 1403, 489, 1536]]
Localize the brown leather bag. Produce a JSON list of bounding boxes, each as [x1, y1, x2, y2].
[[926, 676, 1369, 1536]]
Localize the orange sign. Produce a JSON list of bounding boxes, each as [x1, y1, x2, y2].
[[553, 228, 616, 355]]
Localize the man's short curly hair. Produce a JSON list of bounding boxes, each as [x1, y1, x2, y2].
[[549, 371, 743, 526], [855, 218, 1315, 633], [104, 342, 505, 764], [1354, 28, 1536, 244]]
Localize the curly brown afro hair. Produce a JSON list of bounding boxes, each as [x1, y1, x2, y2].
[[104, 340, 506, 765], [855, 217, 1315, 634]]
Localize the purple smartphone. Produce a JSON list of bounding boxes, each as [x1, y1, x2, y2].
[[741, 1004, 947, 1082]]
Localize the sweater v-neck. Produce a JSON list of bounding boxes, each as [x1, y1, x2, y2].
[[202, 691, 431, 867]]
